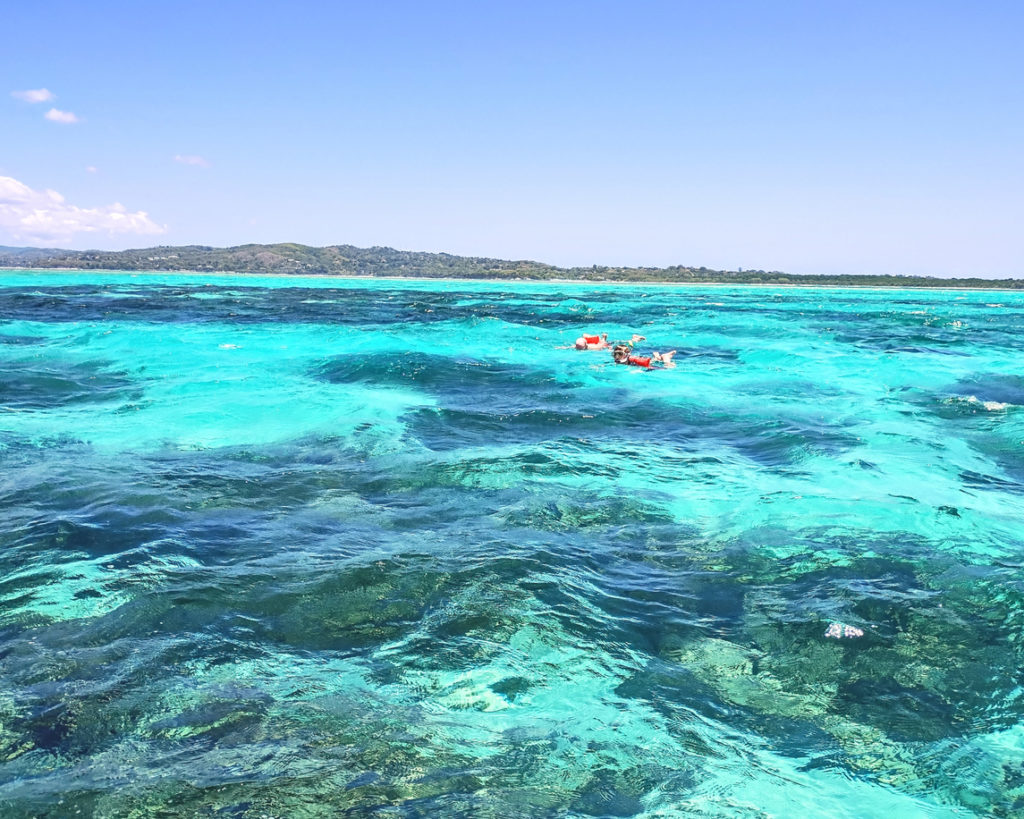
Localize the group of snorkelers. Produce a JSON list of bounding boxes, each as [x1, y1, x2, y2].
[[573, 333, 676, 369]]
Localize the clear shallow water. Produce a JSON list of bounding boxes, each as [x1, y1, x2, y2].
[[1, 270, 1023, 817]]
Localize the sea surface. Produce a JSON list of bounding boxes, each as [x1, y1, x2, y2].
[[1, 270, 1023, 817]]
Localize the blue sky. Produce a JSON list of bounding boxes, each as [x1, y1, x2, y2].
[[2, 1, 1021, 277]]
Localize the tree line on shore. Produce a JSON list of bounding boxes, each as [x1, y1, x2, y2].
[[1, 242, 1020, 289]]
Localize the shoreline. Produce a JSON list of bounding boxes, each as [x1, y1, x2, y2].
[[2, 266, 1023, 293]]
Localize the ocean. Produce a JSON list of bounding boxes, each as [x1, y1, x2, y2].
[[1, 270, 1023, 817]]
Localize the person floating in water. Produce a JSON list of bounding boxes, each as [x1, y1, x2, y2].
[[575, 333, 610, 350], [573, 333, 645, 350], [612, 343, 676, 369]]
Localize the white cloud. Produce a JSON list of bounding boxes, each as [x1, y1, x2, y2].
[[85, 166, 98, 173], [44, 108, 79, 124], [0, 174, 166, 245], [12, 88, 54, 103], [174, 154, 210, 168]]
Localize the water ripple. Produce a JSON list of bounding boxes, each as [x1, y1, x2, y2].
[[1, 276, 1023, 815]]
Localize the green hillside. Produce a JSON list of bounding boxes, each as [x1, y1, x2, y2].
[[1, 242, 1020, 288]]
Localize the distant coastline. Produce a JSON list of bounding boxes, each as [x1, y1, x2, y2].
[[1, 242, 1021, 290]]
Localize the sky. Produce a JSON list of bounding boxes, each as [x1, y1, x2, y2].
[[2, 0, 1022, 277]]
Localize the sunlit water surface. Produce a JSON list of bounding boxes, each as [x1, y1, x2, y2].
[[1, 270, 1023, 817]]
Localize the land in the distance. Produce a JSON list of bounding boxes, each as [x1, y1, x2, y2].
[[0, 242, 1020, 289]]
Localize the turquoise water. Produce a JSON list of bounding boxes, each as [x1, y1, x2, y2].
[[1, 270, 1023, 817]]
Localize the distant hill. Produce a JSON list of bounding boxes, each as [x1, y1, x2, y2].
[[0, 242, 1020, 289], [0, 245, 75, 261]]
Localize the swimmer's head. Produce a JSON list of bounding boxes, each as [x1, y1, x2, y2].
[[574, 337, 588, 350], [612, 345, 630, 363]]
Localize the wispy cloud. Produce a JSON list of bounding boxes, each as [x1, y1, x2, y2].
[[11, 88, 54, 103], [174, 154, 210, 168], [44, 108, 79, 124], [85, 166, 98, 173], [0, 175, 166, 245]]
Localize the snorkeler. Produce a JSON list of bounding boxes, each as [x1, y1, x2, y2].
[[612, 344, 676, 369], [575, 333, 610, 350], [572, 333, 645, 350]]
